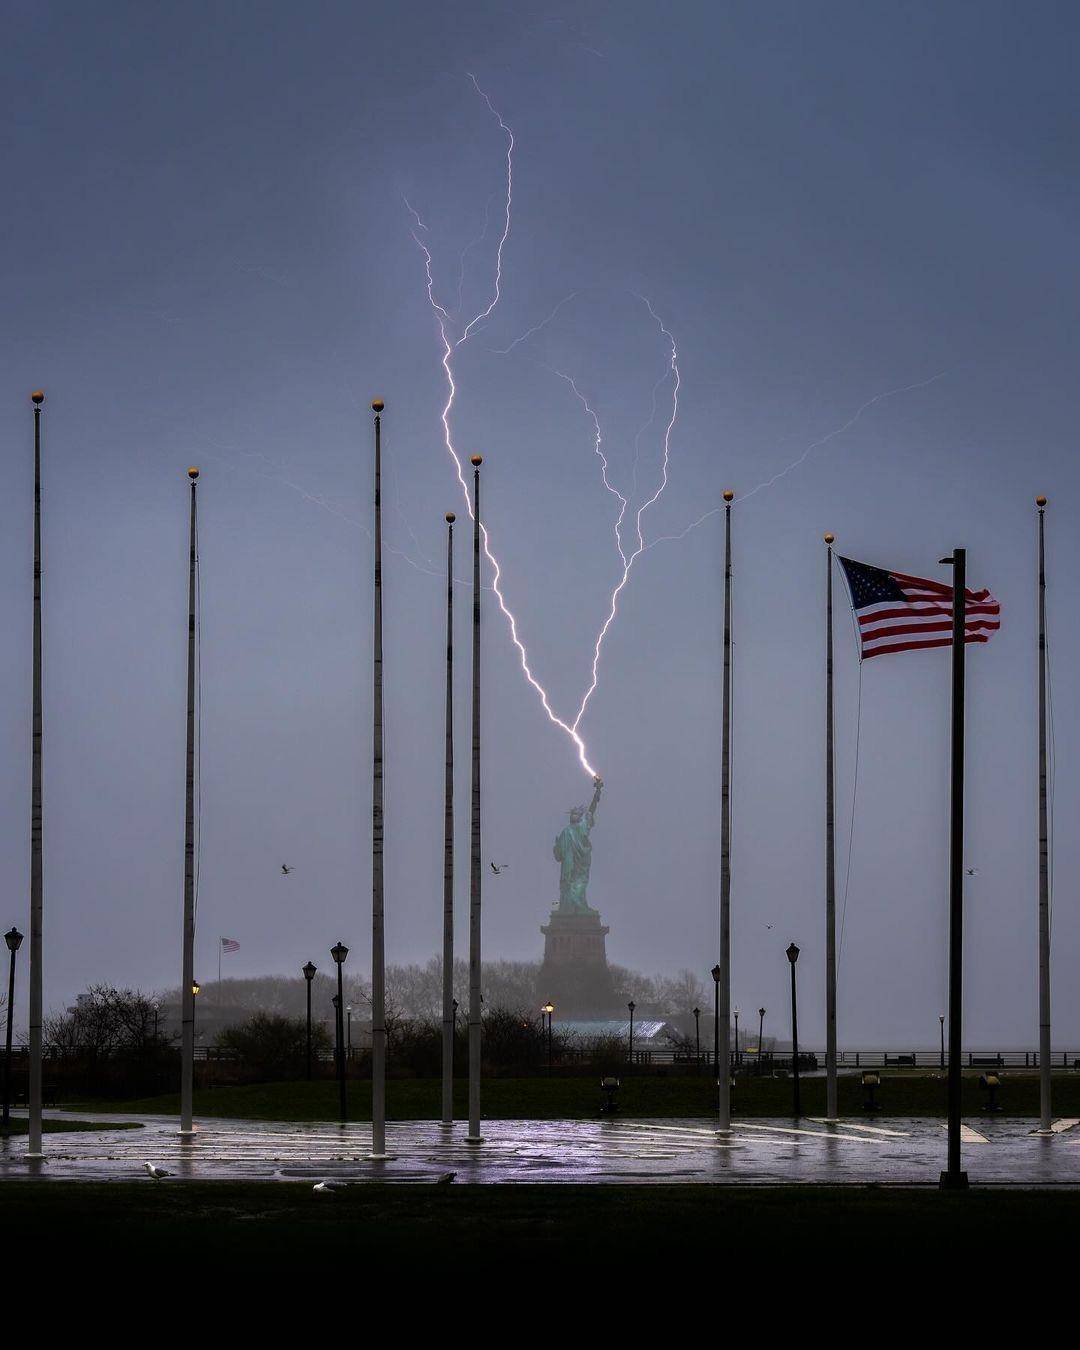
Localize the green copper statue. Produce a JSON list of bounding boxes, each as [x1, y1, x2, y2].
[[553, 776, 603, 915]]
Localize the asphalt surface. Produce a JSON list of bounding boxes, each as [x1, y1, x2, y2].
[[2, 1112, 1079, 1185]]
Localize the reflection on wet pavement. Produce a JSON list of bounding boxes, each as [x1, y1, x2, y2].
[[2, 1114, 1077, 1185]]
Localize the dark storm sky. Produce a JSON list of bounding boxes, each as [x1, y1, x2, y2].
[[2, 0, 1078, 1045]]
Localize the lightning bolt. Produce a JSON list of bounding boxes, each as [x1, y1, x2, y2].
[[409, 78, 685, 778], [408, 75, 600, 777]]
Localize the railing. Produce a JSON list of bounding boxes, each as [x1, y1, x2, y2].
[[635, 1048, 1080, 1069]]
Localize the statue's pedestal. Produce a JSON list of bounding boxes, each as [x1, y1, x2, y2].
[[538, 911, 617, 1017]]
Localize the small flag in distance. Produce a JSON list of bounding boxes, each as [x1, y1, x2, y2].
[[220, 937, 240, 954]]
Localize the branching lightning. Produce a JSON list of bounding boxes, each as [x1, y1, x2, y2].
[[408, 77, 683, 778]]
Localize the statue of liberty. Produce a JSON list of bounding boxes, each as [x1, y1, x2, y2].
[[553, 776, 603, 915]]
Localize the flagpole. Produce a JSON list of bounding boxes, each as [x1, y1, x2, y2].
[[717, 489, 734, 1132], [180, 466, 199, 1137], [467, 455, 483, 1144], [940, 546, 967, 1190], [824, 532, 838, 1121], [442, 511, 456, 1126], [370, 399, 387, 1159], [26, 391, 45, 1160], [1036, 496, 1052, 1133]]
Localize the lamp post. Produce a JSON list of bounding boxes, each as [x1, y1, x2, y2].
[[939, 1014, 945, 1073], [711, 965, 720, 1072], [3, 927, 24, 1132], [346, 1005, 353, 1058], [302, 962, 317, 1080], [693, 1007, 701, 1071], [787, 944, 801, 1117], [734, 1006, 740, 1067], [331, 942, 348, 1125], [541, 1002, 554, 1073], [757, 1006, 766, 1074], [627, 1000, 636, 1066]]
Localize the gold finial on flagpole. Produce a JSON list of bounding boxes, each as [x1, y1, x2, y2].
[[824, 532, 835, 545], [446, 512, 456, 523], [188, 467, 200, 480], [723, 489, 734, 502], [31, 391, 45, 405], [470, 454, 483, 467], [371, 399, 385, 413], [1036, 495, 1047, 509]]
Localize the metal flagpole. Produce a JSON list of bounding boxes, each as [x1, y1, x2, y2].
[[442, 511, 456, 1126], [467, 455, 483, 1144], [940, 546, 968, 1189], [180, 467, 199, 1137], [370, 399, 387, 1159], [1036, 496, 1052, 1133], [824, 533, 838, 1120], [26, 391, 45, 1160], [717, 489, 734, 1131]]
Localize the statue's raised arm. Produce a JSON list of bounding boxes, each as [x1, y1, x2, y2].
[[586, 775, 603, 828]]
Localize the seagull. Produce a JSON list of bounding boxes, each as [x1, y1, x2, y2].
[[281, 864, 294, 876], [490, 862, 509, 875], [313, 1180, 346, 1195], [966, 868, 979, 876], [436, 1171, 456, 1185], [144, 1162, 170, 1179]]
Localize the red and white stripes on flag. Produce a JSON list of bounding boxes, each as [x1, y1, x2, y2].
[[838, 555, 1001, 660], [220, 937, 240, 954]]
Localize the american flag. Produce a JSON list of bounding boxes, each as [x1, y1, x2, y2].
[[220, 937, 240, 954], [838, 556, 1001, 660]]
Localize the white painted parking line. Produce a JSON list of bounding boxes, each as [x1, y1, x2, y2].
[[733, 1122, 889, 1144], [808, 1119, 911, 1137], [938, 1123, 990, 1143]]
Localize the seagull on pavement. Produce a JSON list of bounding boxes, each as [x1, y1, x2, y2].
[[144, 1163, 171, 1179]]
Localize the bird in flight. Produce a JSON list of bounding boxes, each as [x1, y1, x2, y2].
[[281, 864, 294, 876], [966, 868, 978, 876], [490, 862, 510, 875]]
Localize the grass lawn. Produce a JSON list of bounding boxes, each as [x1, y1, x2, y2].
[[1, 1182, 1077, 1272], [1, 1119, 143, 1136], [68, 1071, 1080, 1121]]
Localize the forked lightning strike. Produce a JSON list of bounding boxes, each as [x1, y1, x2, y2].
[[407, 77, 682, 778]]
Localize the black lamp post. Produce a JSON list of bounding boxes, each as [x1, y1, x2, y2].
[[939, 1014, 946, 1072], [192, 979, 201, 1050], [541, 1001, 554, 1073], [346, 1005, 353, 1058], [3, 927, 23, 1132], [787, 943, 801, 1117], [693, 1006, 701, 1071], [627, 1000, 636, 1066], [711, 965, 721, 1072], [330, 942, 349, 1124], [733, 1006, 740, 1067], [757, 1006, 766, 1074], [302, 961, 317, 1081]]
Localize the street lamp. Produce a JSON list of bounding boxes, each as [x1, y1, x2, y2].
[[733, 1005, 740, 1067], [786, 943, 801, 1117], [627, 1000, 636, 1066], [3, 928, 24, 1132], [541, 1001, 554, 1072], [711, 965, 721, 1072], [192, 980, 201, 1049], [302, 961, 317, 1081], [757, 1006, 766, 1075], [330, 942, 349, 1125], [346, 1004, 353, 1058], [939, 1014, 946, 1072], [693, 1006, 701, 1071]]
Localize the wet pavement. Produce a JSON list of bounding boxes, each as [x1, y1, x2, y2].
[[2, 1112, 1079, 1186]]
